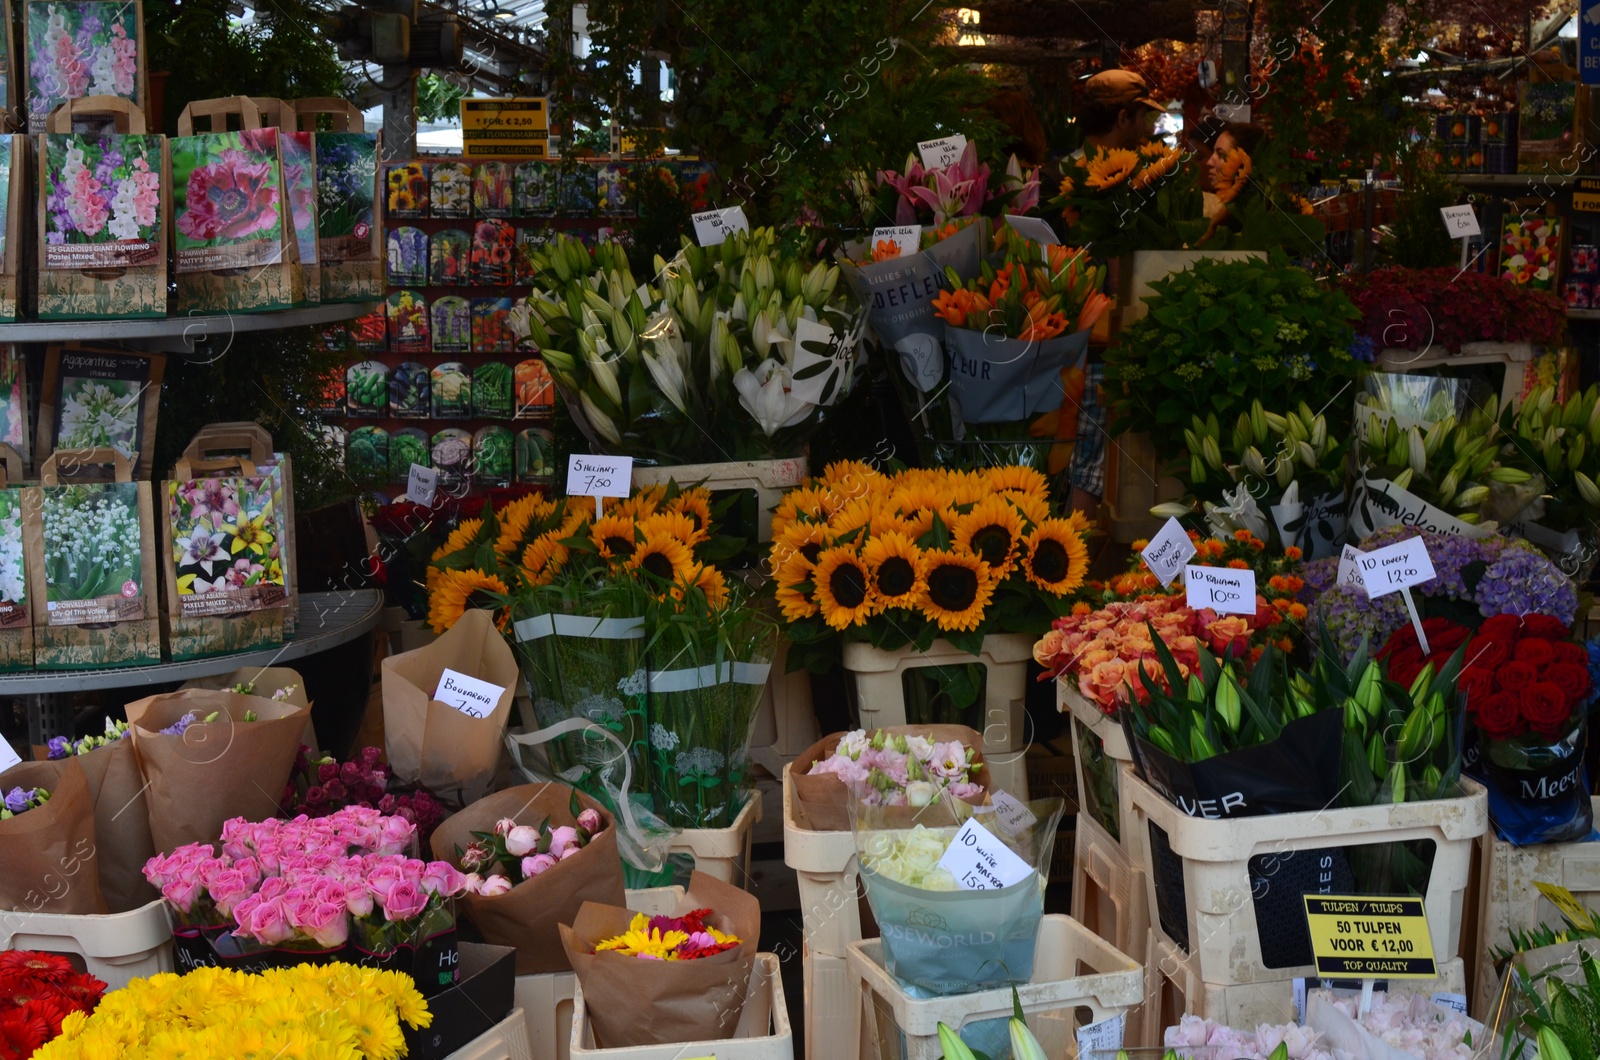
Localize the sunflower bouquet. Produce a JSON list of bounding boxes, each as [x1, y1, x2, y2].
[[1190, 145, 1328, 254], [1048, 142, 1203, 259]]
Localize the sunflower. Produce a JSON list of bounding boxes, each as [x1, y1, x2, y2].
[[984, 465, 1049, 497], [590, 515, 639, 561], [774, 552, 819, 621], [616, 485, 666, 520], [771, 486, 833, 535], [678, 562, 729, 608], [919, 550, 996, 632], [1058, 175, 1074, 196], [1131, 147, 1179, 190], [432, 518, 483, 562], [1061, 509, 1095, 538], [895, 507, 936, 540], [1004, 490, 1052, 529], [1084, 147, 1139, 190], [667, 488, 713, 537], [812, 546, 876, 630], [428, 568, 508, 633], [495, 493, 551, 556], [640, 509, 703, 547], [954, 495, 1024, 575], [820, 459, 882, 499], [862, 532, 924, 609], [829, 496, 881, 542], [628, 532, 696, 589], [1020, 519, 1088, 594], [887, 479, 947, 515], [520, 532, 569, 585], [770, 520, 831, 569], [1139, 141, 1171, 159], [1215, 148, 1252, 204]]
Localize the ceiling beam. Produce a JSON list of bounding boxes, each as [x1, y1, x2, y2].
[[960, 0, 1203, 44]]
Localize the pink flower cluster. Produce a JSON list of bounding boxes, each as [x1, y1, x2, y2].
[[177, 138, 281, 244], [806, 729, 982, 807], [142, 807, 474, 949], [1165, 1015, 1333, 1060], [280, 745, 446, 846], [460, 810, 604, 895], [1321, 992, 1479, 1060], [876, 142, 992, 226]]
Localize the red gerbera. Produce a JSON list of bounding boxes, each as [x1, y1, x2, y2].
[[0, 952, 73, 984], [0, 1008, 48, 1060]]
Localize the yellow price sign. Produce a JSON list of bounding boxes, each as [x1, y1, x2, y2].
[[1303, 895, 1437, 979], [1535, 881, 1597, 932], [460, 97, 549, 158]]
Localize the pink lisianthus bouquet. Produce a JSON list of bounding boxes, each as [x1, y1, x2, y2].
[[456, 801, 606, 894], [805, 728, 982, 806], [1165, 1015, 1334, 1060]]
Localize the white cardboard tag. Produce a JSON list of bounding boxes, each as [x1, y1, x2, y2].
[[917, 134, 968, 169], [936, 818, 1033, 890], [869, 225, 921, 259], [1076, 1014, 1126, 1058], [988, 791, 1038, 835], [1184, 565, 1257, 616], [407, 463, 439, 507], [1440, 204, 1481, 239], [432, 668, 504, 720], [567, 454, 633, 499], [1357, 537, 1436, 598], [692, 206, 749, 246], [1432, 993, 1468, 1014], [1004, 214, 1059, 246], [1142, 517, 1197, 588], [1336, 543, 1367, 588], [0, 739, 20, 774]]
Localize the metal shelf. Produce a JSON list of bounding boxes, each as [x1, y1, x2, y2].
[[0, 301, 377, 355], [1569, 309, 1600, 320], [1443, 172, 1577, 188]]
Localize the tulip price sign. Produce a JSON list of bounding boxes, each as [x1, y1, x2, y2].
[[1303, 895, 1437, 979]]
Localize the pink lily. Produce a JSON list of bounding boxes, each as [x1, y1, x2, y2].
[[1000, 155, 1040, 216], [876, 154, 928, 224]]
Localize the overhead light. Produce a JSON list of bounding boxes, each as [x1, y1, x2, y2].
[[494, 9, 513, 18]]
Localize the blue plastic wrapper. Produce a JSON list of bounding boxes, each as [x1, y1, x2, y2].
[[1467, 722, 1598, 845]]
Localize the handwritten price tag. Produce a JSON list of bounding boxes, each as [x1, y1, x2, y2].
[[0, 738, 19, 774], [988, 791, 1038, 836], [1184, 565, 1257, 616], [567, 454, 633, 499], [917, 134, 968, 169], [432, 668, 504, 719], [869, 225, 920, 259], [407, 463, 439, 507], [1142, 517, 1196, 588], [691, 206, 749, 246], [1440, 204, 1481, 238], [936, 817, 1034, 890], [1357, 537, 1436, 598], [1336, 543, 1367, 588], [1076, 1014, 1126, 1059], [1005, 215, 1060, 246]]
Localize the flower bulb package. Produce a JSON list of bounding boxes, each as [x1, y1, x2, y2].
[[0, 346, 30, 468], [0, 444, 32, 672], [0, 135, 27, 322], [22, 446, 160, 668], [36, 96, 167, 319], [295, 97, 381, 303], [277, 122, 320, 305], [23, 0, 147, 134], [172, 96, 304, 313], [37, 344, 164, 479]]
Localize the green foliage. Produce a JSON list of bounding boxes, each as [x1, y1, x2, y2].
[[1103, 255, 1363, 459], [1382, 147, 1465, 269], [416, 75, 468, 124]]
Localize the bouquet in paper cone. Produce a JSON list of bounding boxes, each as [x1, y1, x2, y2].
[[0, 758, 104, 914], [42, 717, 156, 911]]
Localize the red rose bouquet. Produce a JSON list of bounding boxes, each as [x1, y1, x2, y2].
[[0, 952, 105, 1060]]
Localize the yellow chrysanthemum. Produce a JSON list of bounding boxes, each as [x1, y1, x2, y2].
[[862, 532, 924, 609], [628, 532, 697, 589], [595, 913, 690, 958], [427, 568, 508, 633], [590, 515, 639, 561], [1020, 519, 1088, 594], [813, 546, 875, 630], [1084, 147, 1139, 190], [919, 549, 997, 632], [953, 495, 1025, 575], [667, 488, 714, 536], [774, 552, 819, 621]]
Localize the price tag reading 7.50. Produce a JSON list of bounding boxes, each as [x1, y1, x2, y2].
[[567, 454, 633, 517]]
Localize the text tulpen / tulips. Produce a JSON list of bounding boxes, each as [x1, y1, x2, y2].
[[932, 231, 1110, 342]]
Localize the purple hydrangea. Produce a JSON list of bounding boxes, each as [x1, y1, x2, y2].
[[1299, 556, 1338, 604], [1313, 581, 1410, 659], [1475, 545, 1578, 625]]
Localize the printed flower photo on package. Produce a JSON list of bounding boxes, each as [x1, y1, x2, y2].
[[513, 161, 553, 216], [431, 296, 471, 354], [168, 475, 287, 612], [172, 129, 286, 273], [40, 481, 143, 620], [387, 226, 428, 287], [0, 489, 26, 627], [471, 297, 513, 354], [316, 134, 377, 262], [0, 347, 29, 462], [387, 289, 430, 353], [386, 161, 428, 218], [280, 131, 319, 267], [473, 162, 514, 217], [430, 162, 472, 218], [429, 228, 469, 286], [51, 349, 149, 458], [41, 133, 163, 268], [555, 169, 596, 216], [471, 219, 514, 286], [25, 1, 141, 130]]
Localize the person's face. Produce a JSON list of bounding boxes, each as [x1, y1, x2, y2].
[[1206, 131, 1237, 187], [1189, 137, 1216, 191], [1110, 107, 1157, 150]]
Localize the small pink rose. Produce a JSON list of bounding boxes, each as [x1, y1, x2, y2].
[[559, 845, 582, 860], [547, 826, 581, 858], [576, 808, 603, 834], [477, 874, 513, 897], [381, 879, 429, 921]]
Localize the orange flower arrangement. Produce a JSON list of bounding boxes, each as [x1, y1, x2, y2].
[[1214, 148, 1253, 204], [932, 229, 1111, 341]]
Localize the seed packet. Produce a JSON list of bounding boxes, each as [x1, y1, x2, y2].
[[430, 228, 470, 286], [319, 324, 352, 353], [431, 295, 472, 354], [347, 426, 388, 478], [387, 289, 431, 353], [514, 161, 554, 216], [431, 429, 472, 493], [474, 162, 515, 217], [350, 307, 388, 352], [431, 362, 472, 419], [515, 227, 548, 285], [171, 129, 286, 274], [1501, 216, 1563, 290], [471, 298, 514, 354], [0, 487, 26, 634], [388, 427, 429, 481], [314, 366, 343, 416], [42, 346, 163, 474], [386, 161, 428, 219], [556, 167, 597, 216], [389, 362, 431, 419], [430, 162, 473, 218], [514, 358, 555, 420], [0, 348, 30, 466], [25, 1, 145, 133], [676, 160, 714, 211], [515, 428, 554, 483], [471, 219, 515, 285], [166, 475, 288, 614], [315, 133, 379, 291], [473, 362, 513, 419], [386, 226, 429, 287], [280, 131, 320, 272], [346, 361, 388, 418], [634, 162, 675, 217], [597, 163, 632, 216], [36, 480, 148, 624], [473, 425, 513, 487]]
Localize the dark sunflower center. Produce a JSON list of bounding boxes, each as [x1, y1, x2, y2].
[[970, 525, 1013, 566], [927, 563, 978, 611], [641, 552, 675, 582], [876, 557, 916, 598], [1031, 539, 1069, 582], [466, 589, 498, 611], [828, 562, 869, 609], [604, 535, 635, 557], [800, 543, 823, 563]]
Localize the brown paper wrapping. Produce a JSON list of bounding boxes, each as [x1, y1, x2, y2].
[[559, 871, 761, 1049], [127, 688, 307, 853], [180, 666, 317, 751], [72, 739, 157, 911], [0, 758, 106, 913], [790, 724, 992, 831], [430, 783, 625, 975], [382, 608, 516, 805]]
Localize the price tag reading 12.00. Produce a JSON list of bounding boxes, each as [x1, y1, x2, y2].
[[1303, 895, 1437, 979], [1357, 537, 1436, 597], [567, 454, 633, 517]]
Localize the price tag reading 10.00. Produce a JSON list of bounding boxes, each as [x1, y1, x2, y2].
[[1303, 895, 1437, 979]]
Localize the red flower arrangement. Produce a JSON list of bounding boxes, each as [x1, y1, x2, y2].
[[0, 951, 106, 1060], [1341, 267, 1566, 354], [1379, 613, 1589, 742]]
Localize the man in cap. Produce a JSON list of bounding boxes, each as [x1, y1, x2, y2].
[[1075, 69, 1165, 156]]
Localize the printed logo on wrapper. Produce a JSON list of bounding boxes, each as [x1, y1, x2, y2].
[[691, 206, 749, 247], [432, 667, 504, 719], [917, 135, 968, 169], [1142, 517, 1196, 588], [121, 580, 138, 598], [1184, 565, 1256, 615], [935, 818, 1033, 890]]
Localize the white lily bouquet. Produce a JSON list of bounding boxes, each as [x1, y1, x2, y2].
[[508, 229, 865, 464]]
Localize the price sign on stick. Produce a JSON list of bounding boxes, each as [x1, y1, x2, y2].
[[1336, 543, 1367, 587], [1440, 204, 1481, 238], [1142, 517, 1197, 588], [917, 134, 968, 169], [0, 738, 19, 774], [1304, 895, 1437, 979], [1357, 537, 1437, 653], [567, 454, 633, 518], [1185, 565, 1256, 616], [407, 463, 439, 507]]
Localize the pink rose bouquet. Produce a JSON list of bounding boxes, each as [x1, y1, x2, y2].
[[454, 801, 606, 894]]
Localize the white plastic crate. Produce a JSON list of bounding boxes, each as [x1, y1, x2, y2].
[[518, 887, 683, 1060], [1125, 766, 1487, 987], [447, 1009, 533, 1060], [806, 952, 863, 1060], [632, 457, 806, 543], [667, 793, 762, 882], [570, 952, 792, 1058], [1073, 810, 1151, 983], [848, 914, 1143, 1060], [1143, 929, 1467, 1041], [750, 639, 821, 777], [0, 898, 173, 990], [783, 762, 864, 960], [1062, 683, 1133, 845], [1472, 799, 1600, 1018]]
